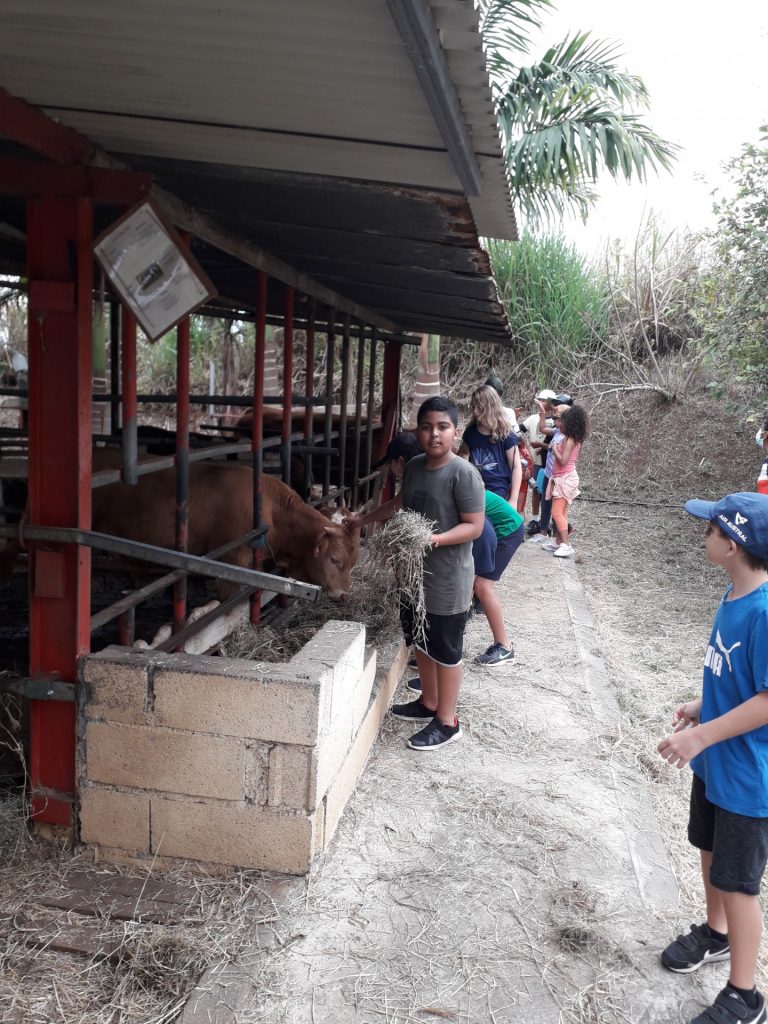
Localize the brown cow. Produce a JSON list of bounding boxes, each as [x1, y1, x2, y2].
[[91, 462, 361, 600]]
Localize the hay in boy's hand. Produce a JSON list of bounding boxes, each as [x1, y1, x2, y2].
[[365, 509, 437, 647]]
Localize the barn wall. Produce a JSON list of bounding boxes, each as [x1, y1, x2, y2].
[[77, 623, 406, 874]]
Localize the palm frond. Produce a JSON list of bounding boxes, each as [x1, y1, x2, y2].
[[477, 0, 552, 69]]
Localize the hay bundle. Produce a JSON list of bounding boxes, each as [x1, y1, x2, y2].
[[222, 509, 436, 662], [363, 509, 436, 648]]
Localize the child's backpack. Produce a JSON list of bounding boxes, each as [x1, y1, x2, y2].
[[518, 440, 534, 482]]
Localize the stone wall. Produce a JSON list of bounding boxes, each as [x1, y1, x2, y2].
[[77, 621, 405, 874]]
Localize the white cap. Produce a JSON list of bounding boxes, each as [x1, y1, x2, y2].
[[535, 389, 557, 400]]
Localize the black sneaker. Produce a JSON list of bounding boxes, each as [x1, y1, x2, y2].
[[691, 987, 765, 1024], [391, 698, 436, 722], [661, 923, 730, 973], [406, 677, 421, 693], [526, 519, 541, 537], [407, 717, 462, 751], [474, 642, 514, 667]]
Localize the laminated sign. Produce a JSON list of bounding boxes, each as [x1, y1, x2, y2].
[[94, 200, 216, 341]]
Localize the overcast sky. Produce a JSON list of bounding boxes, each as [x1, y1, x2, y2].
[[527, 0, 768, 253]]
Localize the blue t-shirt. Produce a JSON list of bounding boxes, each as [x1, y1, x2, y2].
[[691, 582, 768, 816], [462, 423, 518, 498]]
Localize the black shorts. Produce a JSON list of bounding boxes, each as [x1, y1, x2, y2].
[[400, 603, 468, 667], [477, 523, 524, 582], [688, 773, 768, 895]]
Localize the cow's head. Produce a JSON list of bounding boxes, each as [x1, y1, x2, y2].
[[306, 520, 361, 600]]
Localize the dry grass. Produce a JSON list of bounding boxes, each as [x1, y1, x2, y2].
[[0, 797, 290, 1024], [222, 509, 435, 662]]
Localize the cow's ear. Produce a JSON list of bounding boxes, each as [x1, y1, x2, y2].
[[314, 527, 332, 559]]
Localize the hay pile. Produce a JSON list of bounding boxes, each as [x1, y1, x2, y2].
[[0, 806, 285, 1024], [223, 508, 436, 662]]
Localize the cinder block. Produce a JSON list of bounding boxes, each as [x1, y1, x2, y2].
[[153, 658, 323, 745], [150, 796, 321, 875], [85, 722, 246, 800], [244, 741, 271, 805], [290, 621, 365, 725], [350, 648, 378, 741], [80, 647, 150, 725], [268, 744, 314, 810], [79, 785, 150, 853], [323, 642, 406, 844], [313, 648, 378, 806]]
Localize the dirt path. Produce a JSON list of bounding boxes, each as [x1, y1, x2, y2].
[[240, 531, 740, 1024]]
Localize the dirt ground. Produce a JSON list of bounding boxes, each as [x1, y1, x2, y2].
[[1, 387, 767, 1023]]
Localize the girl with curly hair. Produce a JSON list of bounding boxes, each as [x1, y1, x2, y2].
[[542, 404, 589, 558], [462, 384, 522, 507]]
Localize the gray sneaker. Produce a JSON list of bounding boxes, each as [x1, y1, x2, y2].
[[474, 642, 514, 667]]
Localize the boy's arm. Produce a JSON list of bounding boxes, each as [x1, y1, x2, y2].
[[346, 492, 403, 529], [553, 437, 576, 466], [658, 691, 768, 768], [432, 510, 484, 548]]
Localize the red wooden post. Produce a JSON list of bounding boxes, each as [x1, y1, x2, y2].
[[250, 271, 268, 625], [120, 307, 138, 484], [173, 315, 191, 632], [281, 286, 294, 486], [379, 339, 402, 503], [26, 195, 93, 827]]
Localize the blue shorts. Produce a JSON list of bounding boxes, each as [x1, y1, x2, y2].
[[473, 519, 497, 576], [478, 523, 524, 582]]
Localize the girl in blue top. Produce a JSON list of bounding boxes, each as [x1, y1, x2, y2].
[[462, 385, 522, 507]]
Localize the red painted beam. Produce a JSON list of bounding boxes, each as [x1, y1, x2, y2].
[[0, 88, 95, 164], [173, 315, 191, 633], [27, 195, 94, 828], [0, 157, 151, 202], [282, 287, 294, 486], [250, 271, 268, 626]]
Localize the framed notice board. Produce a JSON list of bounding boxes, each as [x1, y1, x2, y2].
[[94, 200, 217, 341]]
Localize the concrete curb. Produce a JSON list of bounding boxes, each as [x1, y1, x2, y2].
[[558, 557, 679, 913]]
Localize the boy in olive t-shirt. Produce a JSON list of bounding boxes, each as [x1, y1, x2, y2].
[[390, 397, 485, 751]]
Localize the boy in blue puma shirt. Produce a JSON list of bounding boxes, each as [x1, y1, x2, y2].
[[658, 492, 768, 1024]]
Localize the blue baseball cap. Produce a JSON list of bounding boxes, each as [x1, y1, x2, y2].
[[685, 492, 768, 560]]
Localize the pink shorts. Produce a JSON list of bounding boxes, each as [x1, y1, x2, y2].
[[547, 469, 580, 504]]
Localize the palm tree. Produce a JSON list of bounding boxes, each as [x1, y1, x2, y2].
[[478, 0, 679, 224]]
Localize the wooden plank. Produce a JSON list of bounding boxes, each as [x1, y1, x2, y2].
[[13, 910, 125, 960], [58, 871, 197, 907], [36, 893, 185, 925]]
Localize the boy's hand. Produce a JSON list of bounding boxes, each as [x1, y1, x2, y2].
[[672, 699, 702, 731], [657, 728, 708, 769]]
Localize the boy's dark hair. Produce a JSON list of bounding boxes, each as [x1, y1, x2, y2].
[[484, 374, 504, 398], [713, 523, 768, 571], [417, 395, 459, 427], [560, 404, 589, 444]]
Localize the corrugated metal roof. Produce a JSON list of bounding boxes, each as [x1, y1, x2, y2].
[[0, 0, 515, 340]]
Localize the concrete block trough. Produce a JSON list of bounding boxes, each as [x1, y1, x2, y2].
[[77, 622, 406, 875]]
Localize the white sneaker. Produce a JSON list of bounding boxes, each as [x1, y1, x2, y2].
[[553, 543, 574, 558], [529, 534, 547, 545], [541, 539, 559, 551]]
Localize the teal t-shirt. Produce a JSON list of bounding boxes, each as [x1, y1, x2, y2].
[[484, 490, 524, 538]]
